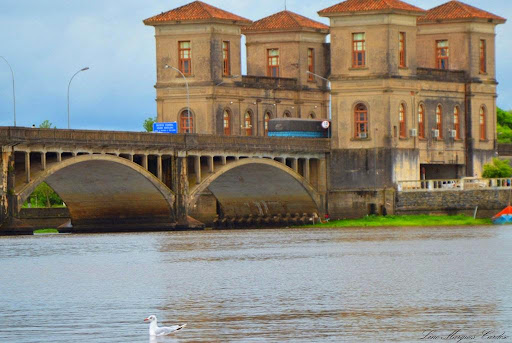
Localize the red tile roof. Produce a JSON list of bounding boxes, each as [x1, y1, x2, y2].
[[144, 1, 252, 25], [242, 10, 329, 33], [418, 1, 506, 23], [318, 0, 425, 15]]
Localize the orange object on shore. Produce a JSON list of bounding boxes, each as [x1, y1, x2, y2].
[[493, 205, 512, 219]]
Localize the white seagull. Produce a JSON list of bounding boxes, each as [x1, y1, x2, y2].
[[144, 315, 187, 336]]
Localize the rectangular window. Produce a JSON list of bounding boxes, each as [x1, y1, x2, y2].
[[223, 41, 230, 76], [179, 41, 192, 75], [480, 40, 486, 74], [436, 40, 449, 70], [308, 48, 314, 81], [267, 49, 279, 77], [352, 33, 366, 68], [354, 104, 368, 138], [399, 32, 406, 68]]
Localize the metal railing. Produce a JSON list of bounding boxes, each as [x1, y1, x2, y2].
[[397, 178, 512, 192]]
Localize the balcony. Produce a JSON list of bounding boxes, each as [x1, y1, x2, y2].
[[241, 75, 299, 90], [416, 68, 467, 83]]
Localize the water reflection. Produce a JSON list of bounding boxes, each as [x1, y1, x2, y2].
[[0, 226, 511, 342]]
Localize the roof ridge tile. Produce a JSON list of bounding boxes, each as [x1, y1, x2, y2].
[[318, 0, 425, 15], [243, 9, 329, 32], [144, 0, 252, 25], [418, 0, 505, 23]]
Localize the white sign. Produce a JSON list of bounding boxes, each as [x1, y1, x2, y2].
[[321, 121, 330, 129]]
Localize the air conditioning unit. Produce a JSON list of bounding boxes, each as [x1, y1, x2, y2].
[[410, 128, 417, 137], [449, 130, 457, 138], [359, 132, 368, 139], [432, 129, 440, 138]]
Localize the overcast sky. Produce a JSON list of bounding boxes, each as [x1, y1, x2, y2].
[[1, 0, 511, 131]]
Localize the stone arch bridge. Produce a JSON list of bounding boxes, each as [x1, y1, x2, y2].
[[0, 127, 329, 233]]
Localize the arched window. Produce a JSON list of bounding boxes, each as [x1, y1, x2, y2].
[[354, 103, 368, 138], [223, 109, 231, 136], [308, 112, 316, 119], [283, 111, 291, 118], [180, 110, 193, 133], [436, 105, 443, 138], [480, 106, 486, 140], [244, 111, 253, 136], [454, 106, 461, 140], [264, 112, 271, 136], [399, 103, 406, 138], [418, 104, 425, 139]]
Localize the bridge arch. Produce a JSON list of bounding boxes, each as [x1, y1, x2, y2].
[[17, 154, 175, 230], [189, 158, 322, 218]]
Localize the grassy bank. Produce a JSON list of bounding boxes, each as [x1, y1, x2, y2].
[[33, 228, 59, 234], [304, 215, 492, 228]]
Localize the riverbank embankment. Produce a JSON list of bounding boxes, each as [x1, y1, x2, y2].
[[303, 215, 492, 228]]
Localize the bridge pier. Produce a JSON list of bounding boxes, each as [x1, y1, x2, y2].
[[303, 158, 310, 182], [1, 147, 31, 234], [194, 155, 201, 184], [41, 152, 46, 170], [291, 158, 298, 173], [207, 156, 214, 173], [25, 151, 30, 183], [172, 154, 189, 227], [157, 155, 162, 180]]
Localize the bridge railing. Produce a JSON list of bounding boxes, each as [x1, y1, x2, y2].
[[0, 127, 330, 153], [397, 178, 512, 192]]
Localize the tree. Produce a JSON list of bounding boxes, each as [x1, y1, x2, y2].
[[29, 182, 64, 208], [482, 158, 512, 178], [39, 120, 55, 129], [497, 107, 512, 143], [143, 116, 156, 132]]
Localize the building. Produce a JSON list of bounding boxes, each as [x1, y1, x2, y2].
[[143, 1, 330, 137], [144, 0, 506, 210]]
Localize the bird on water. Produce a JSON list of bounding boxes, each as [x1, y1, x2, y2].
[[144, 315, 187, 336]]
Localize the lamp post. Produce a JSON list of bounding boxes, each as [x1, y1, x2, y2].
[[0, 56, 16, 126], [164, 65, 190, 124], [306, 70, 331, 120], [67, 67, 89, 129]]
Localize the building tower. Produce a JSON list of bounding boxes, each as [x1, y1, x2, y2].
[[318, 0, 426, 189], [416, 0, 506, 176], [144, 1, 251, 134]]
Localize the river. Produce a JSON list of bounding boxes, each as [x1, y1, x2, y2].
[[0, 226, 511, 342]]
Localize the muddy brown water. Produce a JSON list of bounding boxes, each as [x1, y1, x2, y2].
[[1, 226, 511, 342]]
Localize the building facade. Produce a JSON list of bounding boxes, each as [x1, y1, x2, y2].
[[144, 1, 330, 138], [144, 0, 506, 189]]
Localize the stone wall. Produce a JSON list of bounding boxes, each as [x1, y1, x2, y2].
[[18, 208, 71, 229], [328, 189, 395, 219], [329, 148, 393, 190], [396, 189, 510, 218]]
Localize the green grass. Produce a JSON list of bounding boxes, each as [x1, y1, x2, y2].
[[33, 228, 59, 234], [303, 214, 492, 228]]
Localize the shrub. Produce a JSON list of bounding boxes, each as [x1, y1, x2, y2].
[[482, 158, 512, 178]]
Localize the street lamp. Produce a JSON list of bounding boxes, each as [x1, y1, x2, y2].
[[0, 56, 16, 126], [306, 70, 331, 120], [164, 64, 190, 122], [67, 67, 89, 129]]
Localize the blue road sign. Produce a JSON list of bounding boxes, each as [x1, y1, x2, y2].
[[153, 122, 178, 134]]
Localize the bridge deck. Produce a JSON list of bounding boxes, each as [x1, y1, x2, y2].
[[0, 127, 330, 154]]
